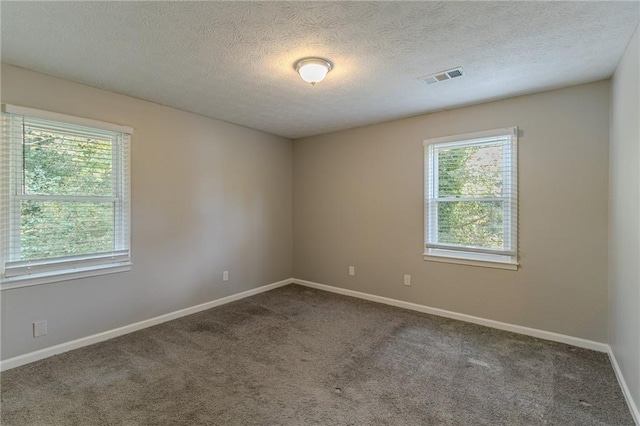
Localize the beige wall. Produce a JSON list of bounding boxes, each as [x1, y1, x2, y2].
[[294, 81, 610, 342], [609, 24, 640, 413], [0, 62, 623, 363], [0, 64, 293, 360]]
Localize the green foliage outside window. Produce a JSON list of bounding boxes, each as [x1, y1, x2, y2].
[[19, 127, 115, 260], [436, 143, 504, 249]]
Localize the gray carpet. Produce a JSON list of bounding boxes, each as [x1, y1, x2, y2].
[[0, 284, 633, 425]]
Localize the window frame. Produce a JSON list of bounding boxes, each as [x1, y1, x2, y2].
[[423, 127, 518, 270], [1, 104, 133, 289]]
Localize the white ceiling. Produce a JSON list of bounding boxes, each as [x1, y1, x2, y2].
[[1, 1, 638, 139]]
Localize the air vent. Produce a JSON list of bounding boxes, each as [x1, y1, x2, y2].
[[419, 67, 464, 85]]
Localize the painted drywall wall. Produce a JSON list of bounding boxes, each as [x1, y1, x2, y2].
[[293, 81, 610, 342], [0, 64, 293, 360], [610, 24, 640, 413]]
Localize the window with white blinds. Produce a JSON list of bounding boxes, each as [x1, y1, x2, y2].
[[1, 105, 132, 287], [424, 127, 518, 269]]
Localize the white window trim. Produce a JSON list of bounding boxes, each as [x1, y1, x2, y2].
[[423, 127, 518, 270], [0, 104, 133, 290], [1, 263, 132, 290], [424, 250, 518, 270], [1, 104, 133, 134]]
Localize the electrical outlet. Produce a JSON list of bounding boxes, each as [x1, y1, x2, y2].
[[348, 266, 355, 276], [404, 275, 411, 286], [223, 270, 229, 281], [33, 320, 47, 338]]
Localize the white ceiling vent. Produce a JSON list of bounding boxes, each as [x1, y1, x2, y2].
[[420, 67, 464, 85]]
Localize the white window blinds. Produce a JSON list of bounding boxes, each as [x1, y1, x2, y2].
[[1, 105, 132, 284], [424, 128, 518, 266]]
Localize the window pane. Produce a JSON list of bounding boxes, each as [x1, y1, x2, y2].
[[20, 200, 115, 260], [437, 200, 503, 249], [438, 142, 504, 198], [23, 126, 113, 197]]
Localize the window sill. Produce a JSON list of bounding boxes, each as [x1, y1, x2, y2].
[[424, 251, 518, 270], [1, 263, 132, 290]]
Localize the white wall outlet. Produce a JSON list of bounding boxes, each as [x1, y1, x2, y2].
[[33, 320, 47, 338], [404, 274, 411, 286], [348, 266, 355, 276], [223, 270, 229, 282]]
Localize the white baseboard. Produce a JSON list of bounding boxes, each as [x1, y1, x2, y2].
[[292, 278, 609, 353], [0, 278, 292, 371], [608, 347, 640, 425]]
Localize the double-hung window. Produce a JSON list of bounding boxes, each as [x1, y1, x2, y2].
[[1, 105, 132, 288], [424, 127, 518, 269]]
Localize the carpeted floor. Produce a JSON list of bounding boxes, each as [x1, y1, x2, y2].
[[0, 284, 634, 425]]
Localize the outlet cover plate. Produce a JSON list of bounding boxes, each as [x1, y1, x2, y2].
[[33, 320, 47, 338]]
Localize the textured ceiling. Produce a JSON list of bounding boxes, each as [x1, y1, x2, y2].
[[1, 1, 638, 139]]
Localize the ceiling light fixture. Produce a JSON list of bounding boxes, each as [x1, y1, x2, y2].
[[294, 57, 333, 86]]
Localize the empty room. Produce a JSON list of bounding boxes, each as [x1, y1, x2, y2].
[[1, 1, 639, 425]]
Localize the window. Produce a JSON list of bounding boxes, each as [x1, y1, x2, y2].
[[424, 127, 518, 269], [1, 105, 132, 288]]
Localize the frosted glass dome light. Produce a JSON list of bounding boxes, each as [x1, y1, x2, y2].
[[294, 58, 333, 85]]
